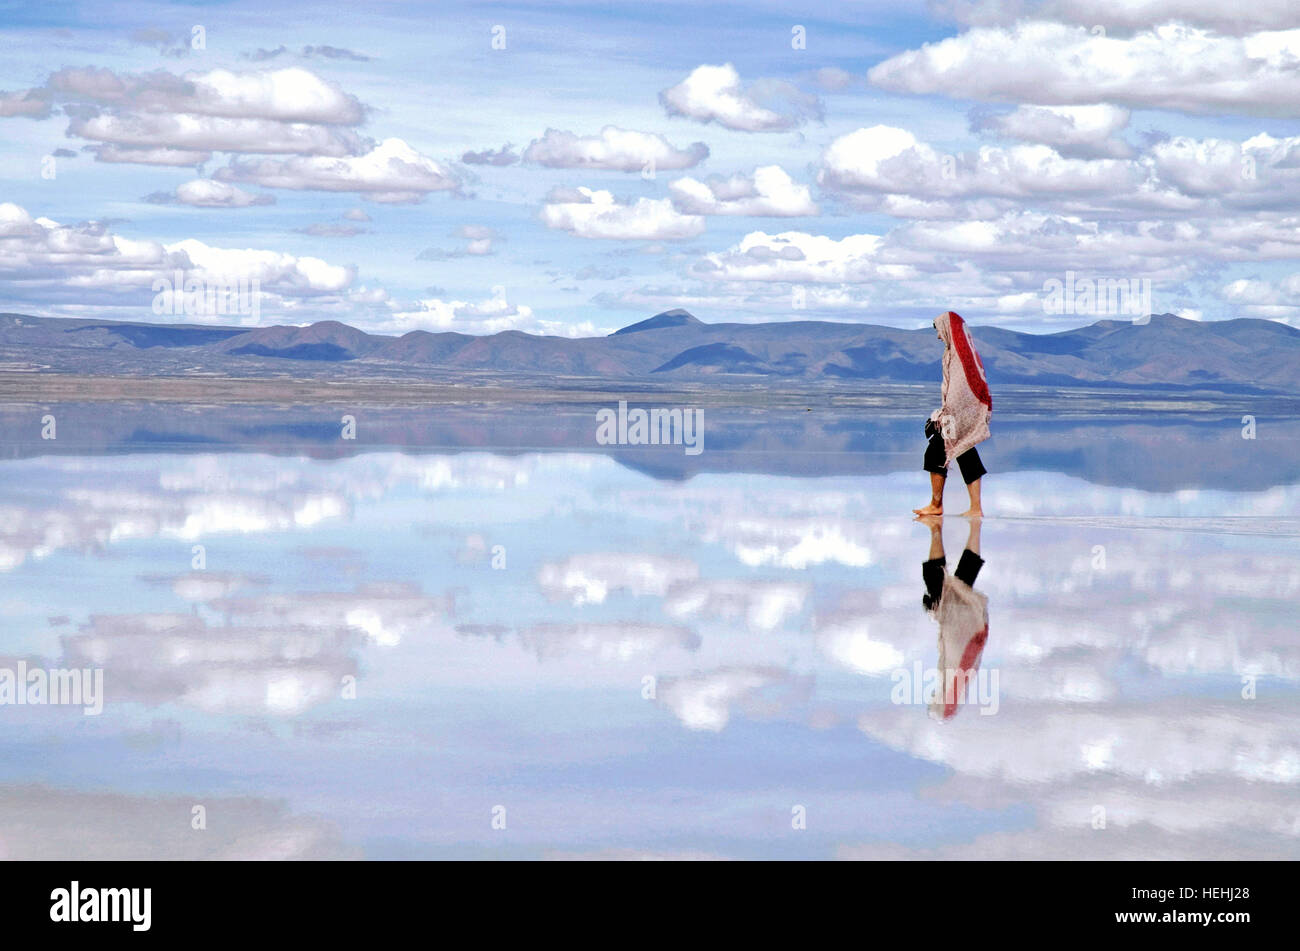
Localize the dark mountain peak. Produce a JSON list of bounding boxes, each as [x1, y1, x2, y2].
[[611, 309, 703, 336]]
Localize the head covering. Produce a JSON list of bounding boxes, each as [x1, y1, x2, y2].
[[931, 311, 992, 465]]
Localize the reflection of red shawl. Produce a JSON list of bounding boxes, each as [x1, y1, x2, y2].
[[929, 575, 989, 721], [930, 311, 992, 465]]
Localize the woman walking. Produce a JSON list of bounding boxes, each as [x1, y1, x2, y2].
[[913, 311, 992, 518]]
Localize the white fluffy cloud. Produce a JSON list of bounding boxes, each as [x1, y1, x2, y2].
[[46, 65, 365, 123], [693, 230, 913, 284], [71, 113, 363, 157], [669, 165, 818, 217], [660, 63, 821, 132], [869, 21, 1300, 117], [538, 553, 699, 605], [379, 288, 582, 335], [1222, 272, 1300, 319], [818, 124, 1300, 222], [9, 66, 370, 165], [820, 125, 1145, 207], [973, 104, 1133, 158], [657, 667, 796, 731], [523, 126, 708, 171], [541, 187, 705, 240], [0, 202, 355, 318], [214, 138, 459, 203], [165, 179, 275, 208], [940, 1, 1300, 36]]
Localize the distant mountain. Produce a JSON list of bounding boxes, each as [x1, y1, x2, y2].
[[1, 309, 1298, 393], [611, 308, 704, 335]]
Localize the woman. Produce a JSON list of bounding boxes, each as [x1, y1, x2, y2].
[[913, 311, 992, 518]]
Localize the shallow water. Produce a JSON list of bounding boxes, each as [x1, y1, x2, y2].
[[0, 401, 1296, 859]]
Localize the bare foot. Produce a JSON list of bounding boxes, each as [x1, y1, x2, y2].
[[956, 508, 983, 518], [915, 513, 942, 526], [913, 503, 943, 516]]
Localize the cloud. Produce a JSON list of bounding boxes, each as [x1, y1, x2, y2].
[[2, 66, 372, 166], [812, 66, 856, 91], [302, 45, 370, 62], [129, 28, 193, 58], [657, 666, 808, 731], [0, 786, 351, 859], [45, 65, 366, 123], [541, 187, 704, 240], [538, 553, 699, 605], [243, 45, 288, 62], [214, 137, 459, 203], [516, 622, 700, 661], [0, 202, 356, 319], [693, 230, 908, 284], [416, 225, 501, 259], [660, 63, 822, 132], [1221, 272, 1300, 320], [668, 165, 818, 216], [662, 579, 809, 632], [819, 125, 1145, 209], [461, 144, 520, 166], [938, 1, 1300, 37], [148, 179, 275, 208], [868, 21, 1300, 117], [0, 88, 51, 118], [91, 144, 211, 166], [71, 113, 365, 158], [383, 290, 538, 334], [523, 126, 708, 171], [972, 104, 1134, 158], [294, 223, 368, 237]]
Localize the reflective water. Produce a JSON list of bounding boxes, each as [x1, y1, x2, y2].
[[0, 400, 1296, 859]]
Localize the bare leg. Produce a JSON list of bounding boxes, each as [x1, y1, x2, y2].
[[926, 517, 945, 558], [914, 472, 945, 516], [964, 517, 980, 555], [958, 477, 982, 518]]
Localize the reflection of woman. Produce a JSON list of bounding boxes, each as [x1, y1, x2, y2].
[[914, 312, 992, 518], [920, 517, 989, 720]]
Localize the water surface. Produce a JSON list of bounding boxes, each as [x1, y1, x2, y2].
[[0, 400, 1295, 859]]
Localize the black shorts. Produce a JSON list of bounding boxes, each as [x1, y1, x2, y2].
[[922, 549, 985, 605], [923, 433, 986, 485]]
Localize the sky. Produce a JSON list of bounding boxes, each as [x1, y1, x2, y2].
[[2, 0, 1300, 335]]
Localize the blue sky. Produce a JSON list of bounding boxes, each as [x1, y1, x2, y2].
[[3, 0, 1300, 334]]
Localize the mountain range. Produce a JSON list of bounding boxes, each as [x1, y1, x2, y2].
[[1, 308, 1297, 393]]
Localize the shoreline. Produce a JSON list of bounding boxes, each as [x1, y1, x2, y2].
[[0, 371, 1292, 415]]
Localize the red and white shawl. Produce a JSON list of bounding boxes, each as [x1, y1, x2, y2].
[[929, 311, 992, 465]]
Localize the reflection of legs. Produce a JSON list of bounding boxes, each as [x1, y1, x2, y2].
[[921, 519, 946, 610], [964, 517, 980, 556], [955, 519, 984, 587], [927, 517, 945, 561]]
